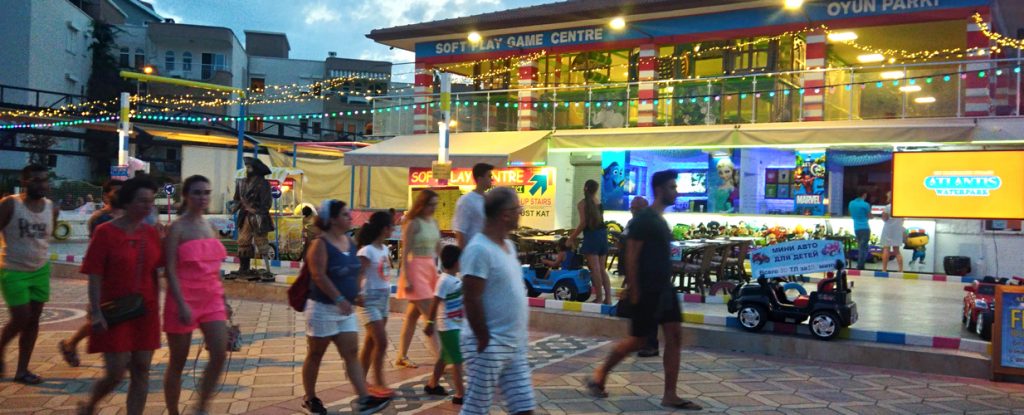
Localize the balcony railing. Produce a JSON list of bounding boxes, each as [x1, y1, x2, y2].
[[372, 58, 1024, 136]]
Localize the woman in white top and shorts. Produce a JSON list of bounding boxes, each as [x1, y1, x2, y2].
[[879, 191, 905, 273]]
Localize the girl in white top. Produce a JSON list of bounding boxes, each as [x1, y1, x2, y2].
[[879, 191, 905, 273], [356, 211, 395, 397]]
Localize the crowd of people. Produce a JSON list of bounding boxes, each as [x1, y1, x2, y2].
[[0, 162, 709, 415]]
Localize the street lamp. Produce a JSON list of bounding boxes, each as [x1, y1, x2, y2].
[[609, 17, 626, 30], [467, 31, 482, 43], [784, 0, 804, 10], [608, 16, 654, 40]]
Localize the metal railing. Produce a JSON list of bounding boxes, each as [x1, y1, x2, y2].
[[371, 58, 1024, 136], [0, 84, 84, 110]]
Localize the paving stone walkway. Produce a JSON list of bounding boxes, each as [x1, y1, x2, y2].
[[0, 278, 1022, 414]]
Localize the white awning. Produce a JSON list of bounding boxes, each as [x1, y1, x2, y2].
[[344, 130, 551, 168], [550, 118, 977, 150]]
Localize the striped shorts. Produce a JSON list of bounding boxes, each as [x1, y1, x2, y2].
[[459, 337, 535, 415]]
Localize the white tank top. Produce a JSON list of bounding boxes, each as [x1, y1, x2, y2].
[[0, 196, 53, 271]]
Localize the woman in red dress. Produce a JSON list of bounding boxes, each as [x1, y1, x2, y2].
[[77, 177, 163, 415]]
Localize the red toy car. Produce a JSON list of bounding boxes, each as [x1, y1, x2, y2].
[[962, 277, 1002, 336]]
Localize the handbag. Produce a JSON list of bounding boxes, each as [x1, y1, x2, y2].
[[287, 263, 311, 312], [100, 236, 149, 326], [99, 294, 145, 325]]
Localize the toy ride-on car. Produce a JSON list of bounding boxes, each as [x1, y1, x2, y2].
[[727, 260, 857, 340], [963, 276, 1015, 341], [522, 265, 592, 302]]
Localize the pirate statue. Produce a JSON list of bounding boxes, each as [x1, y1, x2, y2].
[[226, 157, 275, 282]]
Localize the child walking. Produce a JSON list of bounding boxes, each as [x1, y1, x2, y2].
[[423, 245, 465, 404], [357, 211, 395, 397]]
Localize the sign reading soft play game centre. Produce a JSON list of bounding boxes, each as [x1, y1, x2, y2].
[[408, 167, 556, 229], [749, 239, 845, 278], [993, 285, 1024, 379]]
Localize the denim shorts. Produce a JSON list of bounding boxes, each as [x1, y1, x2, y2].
[[305, 299, 359, 338], [581, 228, 609, 256], [359, 288, 390, 324]]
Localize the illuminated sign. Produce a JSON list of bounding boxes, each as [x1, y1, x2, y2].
[[893, 151, 1024, 219]]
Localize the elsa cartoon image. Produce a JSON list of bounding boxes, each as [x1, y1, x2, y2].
[[712, 157, 738, 213]]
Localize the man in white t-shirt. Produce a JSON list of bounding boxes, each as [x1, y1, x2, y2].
[[459, 187, 533, 415], [452, 163, 493, 249]]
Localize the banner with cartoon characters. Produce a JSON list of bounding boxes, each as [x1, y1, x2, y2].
[[793, 151, 828, 216], [600, 152, 630, 211], [709, 152, 740, 213]]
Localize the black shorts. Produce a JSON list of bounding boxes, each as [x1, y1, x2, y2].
[[629, 289, 681, 339]]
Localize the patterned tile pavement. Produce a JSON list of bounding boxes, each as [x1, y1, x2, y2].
[[0, 278, 1022, 414]]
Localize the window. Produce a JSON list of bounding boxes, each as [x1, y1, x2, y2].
[[119, 48, 130, 67], [299, 118, 309, 134], [312, 121, 321, 135], [165, 51, 175, 71], [65, 27, 79, 53], [47, 155, 58, 168], [134, 48, 145, 69], [182, 52, 192, 72], [250, 77, 265, 93], [201, 53, 226, 79]]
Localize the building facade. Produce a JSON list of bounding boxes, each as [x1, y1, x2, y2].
[[362, 0, 1024, 277]]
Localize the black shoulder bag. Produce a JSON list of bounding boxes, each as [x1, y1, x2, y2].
[[100, 236, 148, 325]]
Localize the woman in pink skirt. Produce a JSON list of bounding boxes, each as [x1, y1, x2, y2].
[[394, 190, 441, 368], [162, 175, 228, 415]]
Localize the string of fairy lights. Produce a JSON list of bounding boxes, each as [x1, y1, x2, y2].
[[5, 62, 1020, 130], [2, 13, 1023, 128]]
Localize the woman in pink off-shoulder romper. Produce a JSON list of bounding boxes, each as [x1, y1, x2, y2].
[[162, 175, 228, 415]]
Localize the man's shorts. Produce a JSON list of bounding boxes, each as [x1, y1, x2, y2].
[[0, 263, 51, 307], [629, 288, 681, 339], [439, 329, 463, 364]]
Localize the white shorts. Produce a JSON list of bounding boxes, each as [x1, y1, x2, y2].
[[359, 288, 390, 324], [305, 299, 359, 338], [459, 337, 535, 415]]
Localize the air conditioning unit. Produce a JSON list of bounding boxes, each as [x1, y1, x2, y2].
[[65, 73, 80, 83]]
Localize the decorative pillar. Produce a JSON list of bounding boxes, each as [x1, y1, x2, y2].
[[801, 30, 827, 121], [965, 14, 993, 117], [517, 59, 539, 131], [413, 62, 433, 135], [637, 43, 658, 127]]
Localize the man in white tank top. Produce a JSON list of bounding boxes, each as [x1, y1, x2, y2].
[[0, 165, 56, 385]]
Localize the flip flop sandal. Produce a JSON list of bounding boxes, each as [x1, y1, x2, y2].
[[59, 340, 81, 367], [13, 372, 43, 385], [394, 357, 418, 368], [584, 377, 608, 398], [662, 400, 702, 411]]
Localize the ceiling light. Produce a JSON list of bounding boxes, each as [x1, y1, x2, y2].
[[609, 17, 626, 30], [857, 54, 885, 63], [827, 32, 858, 42], [784, 0, 804, 10], [899, 85, 921, 92], [914, 96, 936, 104], [467, 32, 482, 43], [880, 71, 905, 79]]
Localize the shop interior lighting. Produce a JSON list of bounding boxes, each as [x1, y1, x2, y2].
[[899, 85, 921, 92], [467, 32, 482, 43], [914, 96, 936, 103], [827, 32, 858, 42], [880, 71, 905, 79], [857, 54, 885, 63], [609, 17, 626, 30], [783, 0, 804, 10]]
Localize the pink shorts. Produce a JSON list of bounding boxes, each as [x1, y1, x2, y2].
[[164, 292, 227, 334]]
